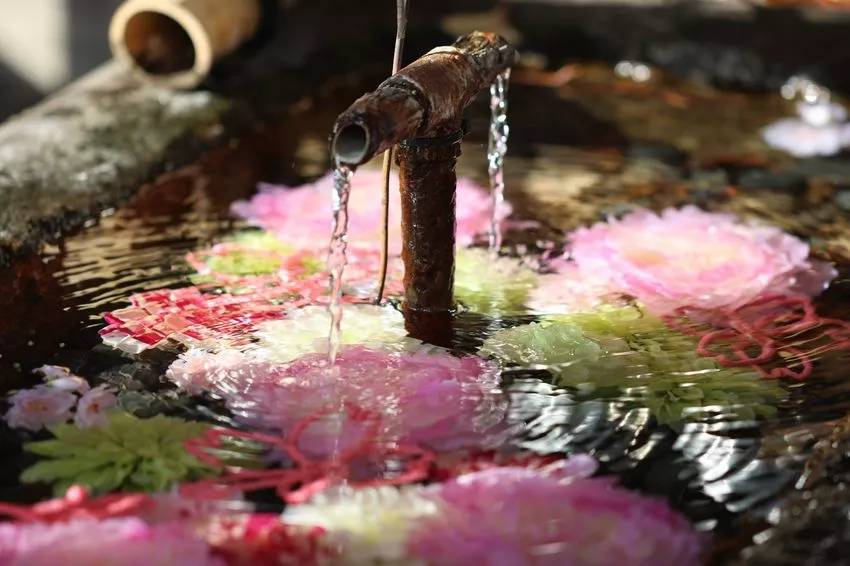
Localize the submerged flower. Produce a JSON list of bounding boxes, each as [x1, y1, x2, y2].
[[186, 232, 329, 291], [22, 412, 217, 495], [454, 248, 538, 315], [231, 171, 500, 253], [4, 387, 77, 431], [481, 306, 784, 425], [216, 346, 506, 454], [284, 460, 703, 566], [253, 304, 417, 363], [551, 206, 834, 314], [73, 385, 119, 428], [0, 517, 222, 566]]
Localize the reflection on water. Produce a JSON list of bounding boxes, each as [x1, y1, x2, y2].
[[2, 65, 850, 562]]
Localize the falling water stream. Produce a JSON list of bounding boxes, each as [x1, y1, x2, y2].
[[488, 69, 511, 254], [327, 163, 353, 364]]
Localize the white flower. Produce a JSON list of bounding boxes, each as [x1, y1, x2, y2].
[[4, 387, 76, 431], [284, 486, 439, 565], [253, 304, 418, 363], [74, 385, 118, 428]]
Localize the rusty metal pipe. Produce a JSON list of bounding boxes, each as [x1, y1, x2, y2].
[[331, 32, 517, 166]]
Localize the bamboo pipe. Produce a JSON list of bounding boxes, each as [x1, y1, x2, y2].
[[331, 32, 517, 166], [109, 0, 261, 89]]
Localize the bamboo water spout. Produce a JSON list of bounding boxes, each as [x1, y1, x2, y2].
[[330, 32, 517, 316]]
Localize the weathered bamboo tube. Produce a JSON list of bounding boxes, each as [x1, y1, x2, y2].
[[109, 0, 261, 89], [331, 31, 516, 319], [331, 32, 517, 166]]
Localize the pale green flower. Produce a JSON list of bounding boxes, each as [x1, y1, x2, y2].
[[454, 248, 538, 315], [254, 304, 420, 363], [21, 412, 218, 495], [480, 305, 784, 425]]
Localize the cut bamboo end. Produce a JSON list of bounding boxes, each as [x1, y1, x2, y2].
[[109, 0, 261, 89]]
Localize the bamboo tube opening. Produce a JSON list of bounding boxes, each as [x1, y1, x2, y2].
[[124, 11, 196, 75], [110, 0, 261, 89]]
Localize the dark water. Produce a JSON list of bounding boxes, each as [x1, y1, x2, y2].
[[2, 66, 850, 563]]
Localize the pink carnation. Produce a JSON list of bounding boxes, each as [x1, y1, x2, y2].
[[213, 346, 508, 455], [0, 517, 223, 566], [408, 463, 704, 566], [554, 206, 834, 314], [231, 170, 502, 253]]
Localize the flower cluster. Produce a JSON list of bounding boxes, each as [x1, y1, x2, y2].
[[284, 459, 704, 565], [4, 367, 117, 431], [535, 206, 834, 315], [230, 170, 501, 253]]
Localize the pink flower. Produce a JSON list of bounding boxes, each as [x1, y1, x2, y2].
[[211, 346, 508, 455], [231, 171, 501, 253], [0, 517, 223, 566], [552, 206, 834, 314], [74, 385, 119, 428], [4, 387, 76, 431], [408, 463, 704, 566]]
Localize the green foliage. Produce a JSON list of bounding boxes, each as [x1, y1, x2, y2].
[[22, 412, 218, 495]]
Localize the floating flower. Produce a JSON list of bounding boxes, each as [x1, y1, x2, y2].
[[763, 101, 850, 157], [99, 284, 305, 354], [0, 517, 223, 566], [284, 460, 704, 566], [551, 206, 834, 314], [231, 171, 500, 253], [22, 412, 218, 495], [252, 304, 417, 363], [454, 248, 538, 315], [481, 306, 784, 424], [209, 346, 506, 454], [4, 387, 77, 432], [73, 385, 119, 429]]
